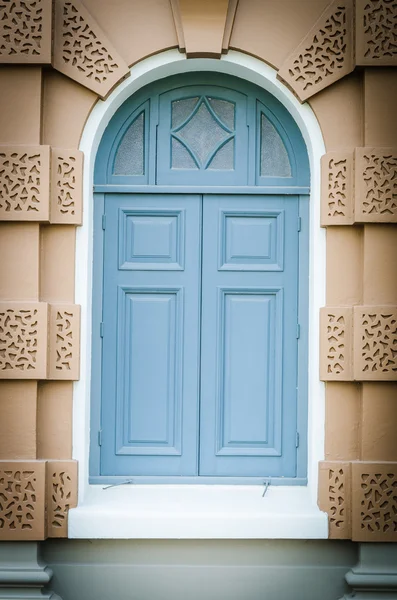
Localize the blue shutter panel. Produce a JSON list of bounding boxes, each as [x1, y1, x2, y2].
[[199, 195, 299, 477]]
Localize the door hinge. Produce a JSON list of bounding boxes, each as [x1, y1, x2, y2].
[[296, 323, 300, 339], [98, 429, 102, 446], [100, 322, 104, 338], [295, 432, 300, 448], [102, 214, 106, 230], [297, 216, 301, 232]]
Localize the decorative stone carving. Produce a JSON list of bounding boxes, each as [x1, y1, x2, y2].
[[0, 461, 46, 540], [0, 302, 48, 379], [352, 462, 397, 542], [321, 151, 354, 225], [48, 304, 80, 380], [355, 147, 397, 223], [0, 0, 52, 64], [0, 146, 50, 221], [53, 0, 130, 98], [277, 0, 354, 102], [50, 148, 83, 224], [318, 461, 352, 539], [320, 307, 353, 381], [354, 306, 397, 381], [46, 460, 78, 538], [356, 0, 397, 66]]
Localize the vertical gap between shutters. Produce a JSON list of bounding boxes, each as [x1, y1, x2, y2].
[[196, 195, 204, 476]]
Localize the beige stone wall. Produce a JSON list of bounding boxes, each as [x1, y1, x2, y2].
[[0, 0, 396, 542]]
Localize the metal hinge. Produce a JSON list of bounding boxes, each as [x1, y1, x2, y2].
[[295, 432, 300, 448], [102, 214, 106, 230], [296, 324, 300, 339], [297, 216, 301, 232], [100, 322, 104, 338], [98, 430, 102, 446]]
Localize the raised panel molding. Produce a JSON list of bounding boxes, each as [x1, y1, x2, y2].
[[53, 0, 130, 99], [352, 462, 397, 542], [0, 146, 51, 221], [46, 460, 78, 538], [0, 0, 52, 64], [353, 306, 397, 381], [318, 461, 352, 539], [321, 151, 354, 226], [355, 147, 397, 223], [356, 0, 397, 66], [48, 304, 80, 380], [0, 461, 46, 541], [0, 302, 48, 379], [50, 148, 83, 224], [320, 307, 353, 381], [277, 0, 354, 102]]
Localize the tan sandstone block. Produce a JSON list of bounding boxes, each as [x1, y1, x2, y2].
[[46, 460, 78, 538], [0, 67, 42, 145], [318, 461, 352, 539], [0, 146, 50, 221], [0, 461, 46, 540], [0, 302, 48, 379], [320, 307, 354, 381], [325, 383, 361, 462], [355, 148, 397, 223], [354, 306, 397, 381], [352, 461, 397, 542], [356, 0, 397, 66], [40, 226, 75, 304], [0, 224, 40, 301], [326, 227, 363, 306], [361, 383, 397, 462], [53, 0, 130, 99], [37, 382, 73, 460], [174, 0, 229, 58], [0, 381, 37, 460], [364, 70, 397, 147], [277, 0, 355, 102], [50, 148, 83, 225], [48, 304, 80, 381], [363, 225, 397, 306], [321, 151, 354, 225]]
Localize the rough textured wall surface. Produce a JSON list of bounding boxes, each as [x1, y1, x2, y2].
[[0, 0, 396, 546]]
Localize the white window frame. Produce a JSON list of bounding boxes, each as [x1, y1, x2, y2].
[[71, 49, 327, 539]]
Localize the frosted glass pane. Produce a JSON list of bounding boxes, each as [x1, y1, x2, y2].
[[172, 97, 199, 128], [171, 137, 198, 170], [208, 139, 234, 170], [208, 98, 235, 129], [114, 112, 144, 175], [260, 114, 291, 177], [178, 102, 229, 165]]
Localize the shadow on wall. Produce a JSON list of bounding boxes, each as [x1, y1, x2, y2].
[[42, 539, 357, 600]]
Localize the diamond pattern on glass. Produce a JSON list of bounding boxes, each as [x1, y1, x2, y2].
[[114, 112, 144, 175], [171, 97, 235, 170], [260, 113, 291, 177]]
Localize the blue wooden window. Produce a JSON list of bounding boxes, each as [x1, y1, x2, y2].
[[91, 74, 310, 484]]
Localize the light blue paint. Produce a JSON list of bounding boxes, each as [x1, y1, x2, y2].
[[91, 73, 310, 483]]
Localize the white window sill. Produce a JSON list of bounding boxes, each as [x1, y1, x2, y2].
[[68, 485, 328, 539]]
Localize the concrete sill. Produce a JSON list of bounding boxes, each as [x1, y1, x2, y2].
[[69, 485, 328, 539]]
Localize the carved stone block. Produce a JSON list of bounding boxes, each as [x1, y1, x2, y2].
[[0, 302, 48, 379], [352, 462, 397, 542], [321, 151, 354, 225], [277, 0, 354, 102], [320, 307, 354, 381], [50, 148, 83, 224], [0, 0, 52, 64], [46, 460, 78, 538], [355, 147, 397, 223], [356, 0, 397, 66], [318, 461, 352, 539], [0, 146, 50, 221], [53, 0, 130, 99], [0, 461, 46, 540], [48, 304, 80, 380], [354, 306, 397, 381]]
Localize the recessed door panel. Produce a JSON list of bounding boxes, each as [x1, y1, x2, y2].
[[199, 195, 299, 477]]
